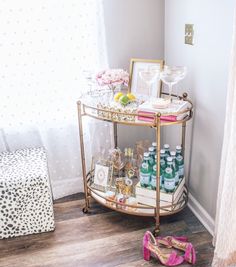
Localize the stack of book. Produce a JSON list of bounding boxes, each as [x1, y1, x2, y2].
[[135, 177, 185, 211], [137, 100, 189, 122]]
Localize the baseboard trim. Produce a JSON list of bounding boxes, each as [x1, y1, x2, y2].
[[187, 193, 215, 236]]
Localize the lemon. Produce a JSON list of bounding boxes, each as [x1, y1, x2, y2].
[[127, 93, 136, 101], [114, 92, 124, 102]]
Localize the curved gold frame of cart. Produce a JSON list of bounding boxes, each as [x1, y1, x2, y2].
[[77, 91, 193, 235]]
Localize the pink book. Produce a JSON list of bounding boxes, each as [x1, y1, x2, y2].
[[137, 111, 186, 122]]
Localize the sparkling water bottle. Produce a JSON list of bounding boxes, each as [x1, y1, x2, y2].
[[176, 145, 183, 157], [160, 149, 166, 187], [150, 163, 157, 190], [164, 144, 170, 160], [148, 147, 156, 167], [152, 142, 157, 153], [176, 146, 184, 178], [164, 157, 176, 193], [170, 151, 179, 185], [140, 152, 152, 188]]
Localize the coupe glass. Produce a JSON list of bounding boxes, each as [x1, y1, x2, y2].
[[160, 66, 187, 99], [139, 65, 160, 98]]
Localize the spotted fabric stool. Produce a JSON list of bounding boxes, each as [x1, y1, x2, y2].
[[0, 147, 55, 239]]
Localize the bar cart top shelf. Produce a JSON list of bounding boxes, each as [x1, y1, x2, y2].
[[77, 91, 193, 127]]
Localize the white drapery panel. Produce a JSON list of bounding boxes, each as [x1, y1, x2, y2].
[[0, 0, 113, 199], [212, 11, 236, 267]]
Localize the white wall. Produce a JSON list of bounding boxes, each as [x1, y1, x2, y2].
[[103, 0, 165, 148], [103, 0, 164, 69], [165, 0, 235, 219]]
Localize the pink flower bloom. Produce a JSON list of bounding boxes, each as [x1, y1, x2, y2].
[[96, 69, 129, 87]]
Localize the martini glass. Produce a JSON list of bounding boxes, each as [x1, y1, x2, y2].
[[139, 65, 160, 99], [160, 66, 187, 100]]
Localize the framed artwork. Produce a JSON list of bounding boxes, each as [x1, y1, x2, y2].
[[128, 58, 164, 98], [90, 157, 113, 192]]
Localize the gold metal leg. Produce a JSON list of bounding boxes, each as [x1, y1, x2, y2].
[[181, 121, 188, 189], [113, 122, 118, 148], [181, 92, 189, 194], [154, 113, 161, 235], [181, 122, 186, 159], [77, 101, 89, 213], [181, 92, 188, 160]]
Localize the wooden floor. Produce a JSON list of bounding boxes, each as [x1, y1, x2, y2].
[[0, 193, 214, 267]]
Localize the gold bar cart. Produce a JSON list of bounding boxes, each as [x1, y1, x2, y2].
[[77, 92, 193, 235]]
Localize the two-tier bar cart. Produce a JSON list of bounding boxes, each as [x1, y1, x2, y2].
[[77, 91, 193, 234]]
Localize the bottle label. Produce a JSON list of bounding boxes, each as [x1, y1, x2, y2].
[[151, 174, 156, 180], [151, 175, 156, 187], [140, 172, 150, 185], [164, 178, 175, 190]]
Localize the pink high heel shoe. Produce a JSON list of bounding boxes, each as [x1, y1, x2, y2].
[[143, 231, 184, 266], [156, 236, 196, 264]]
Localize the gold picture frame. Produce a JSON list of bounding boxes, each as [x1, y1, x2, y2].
[[128, 58, 164, 98], [90, 157, 114, 192]]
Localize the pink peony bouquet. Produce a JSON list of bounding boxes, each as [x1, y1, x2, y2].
[[96, 69, 129, 87]]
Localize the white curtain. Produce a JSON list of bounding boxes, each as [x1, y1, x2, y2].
[[212, 11, 236, 267], [0, 0, 113, 199]]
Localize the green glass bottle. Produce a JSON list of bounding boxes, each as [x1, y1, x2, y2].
[[148, 147, 155, 167], [160, 149, 166, 187], [152, 142, 157, 153], [160, 149, 166, 167], [176, 146, 184, 178], [150, 163, 156, 190], [170, 151, 179, 185], [176, 145, 183, 157], [164, 144, 171, 161], [151, 155, 164, 190], [140, 152, 152, 188], [176, 155, 184, 179], [164, 157, 176, 193]]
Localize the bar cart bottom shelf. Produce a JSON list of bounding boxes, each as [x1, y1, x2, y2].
[[83, 172, 188, 219]]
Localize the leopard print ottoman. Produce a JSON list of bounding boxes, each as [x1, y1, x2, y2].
[[0, 147, 55, 239]]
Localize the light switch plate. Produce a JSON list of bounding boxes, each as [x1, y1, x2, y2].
[[185, 24, 194, 45]]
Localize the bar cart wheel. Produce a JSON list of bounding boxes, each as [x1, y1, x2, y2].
[[153, 228, 160, 237], [82, 207, 89, 214]]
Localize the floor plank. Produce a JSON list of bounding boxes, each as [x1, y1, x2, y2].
[[0, 194, 214, 267]]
